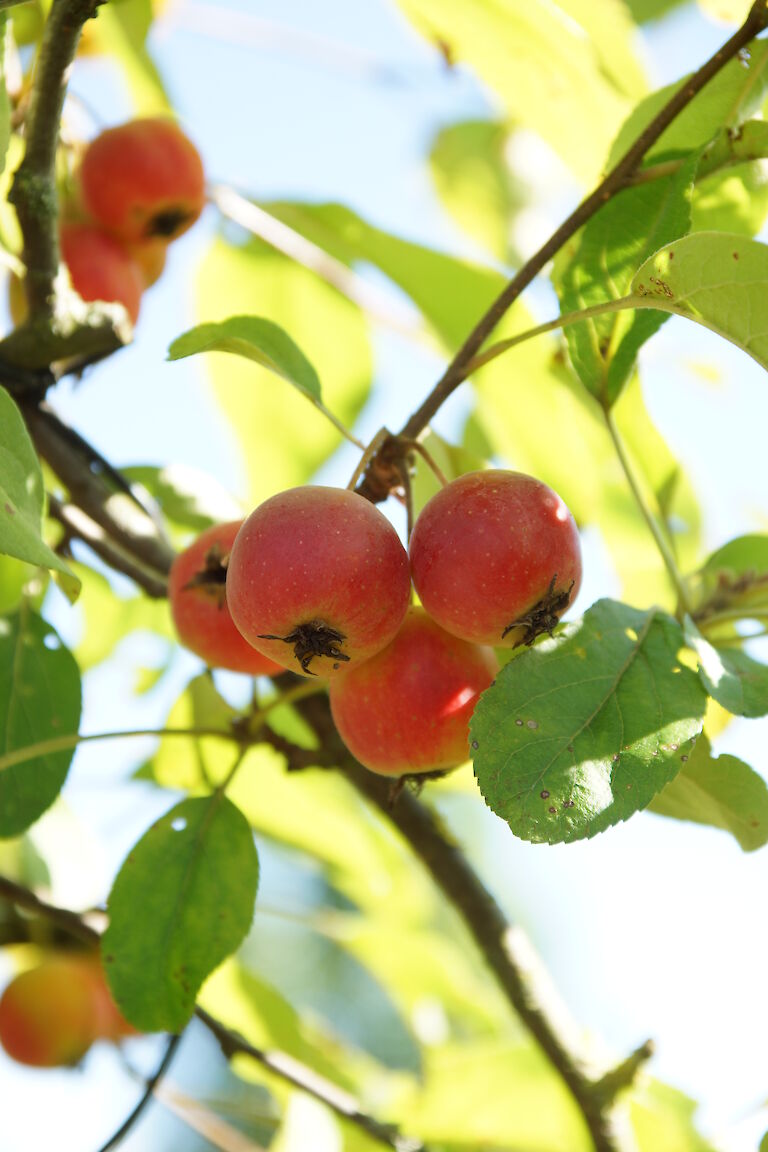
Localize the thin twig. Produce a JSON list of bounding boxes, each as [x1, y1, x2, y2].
[[354, 0, 768, 494], [95, 1034, 182, 1152]]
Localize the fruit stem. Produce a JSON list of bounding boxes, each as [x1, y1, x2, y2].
[[603, 405, 694, 619], [400, 437, 449, 488]]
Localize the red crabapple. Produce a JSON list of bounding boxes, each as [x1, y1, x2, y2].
[[169, 521, 283, 676], [226, 486, 411, 678], [0, 954, 133, 1068], [79, 118, 205, 242], [329, 606, 498, 775], [409, 470, 581, 647]]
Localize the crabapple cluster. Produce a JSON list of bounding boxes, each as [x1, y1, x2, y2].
[[168, 471, 581, 778], [10, 118, 205, 327], [0, 953, 135, 1068]]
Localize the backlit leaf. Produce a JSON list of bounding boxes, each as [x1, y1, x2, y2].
[[471, 599, 707, 843]]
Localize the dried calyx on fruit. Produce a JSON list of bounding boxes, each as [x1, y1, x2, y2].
[[169, 520, 282, 677], [409, 469, 581, 648], [226, 486, 412, 678]]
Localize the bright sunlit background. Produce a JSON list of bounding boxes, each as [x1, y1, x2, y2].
[[2, 1, 768, 1149]]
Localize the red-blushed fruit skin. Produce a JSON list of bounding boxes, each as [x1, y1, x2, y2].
[[60, 222, 144, 324], [169, 521, 283, 677], [329, 606, 498, 776], [409, 470, 582, 647], [125, 236, 168, 287], [226, 487, 412, 679], [79, 118, 205, 242], [0, 955, 111, 1067]]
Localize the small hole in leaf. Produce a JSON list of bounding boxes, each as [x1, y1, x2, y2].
[[43, 633, 60, 650], [171, 817, 187, 832]]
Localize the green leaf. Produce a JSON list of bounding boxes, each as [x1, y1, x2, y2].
[[429, 119, 520, 263], [74, 565, 172, 671], [148, 673, 239, 792], [0, 605, 81, 838], [401, 1039, 592, 1150], [702, 533, 768, 577], [196, 236, 371, 505], [396, 0, 643, 183], [608, 42, 768, 168], [85, 0, 170, 115], [649, 734, 768, 851], [630, 1080, 715, 1151], [686, 624, 768, 718], [631, 232, 768, 372], [103, 795, 259, 1032], [470, 599, 707, 844], [0, 16, 11, 178], [0, 387, 79, 598], [555, 152, 697, 403], [169, 316, 323, 403]]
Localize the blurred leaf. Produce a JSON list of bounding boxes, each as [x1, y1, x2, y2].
[[649, 733, 768, 851], [169, 316, 323, 402], [471, 599, 707, 844], [201, 960, 359, 1088], [196, 236, 371, 505], [104, 795, 258, 1032], [429, 119, 518, 262], [149, 673, 239, 791], [122, 463, 243, 546], [697, 0, 749, 20], [8, 2, 45, 47], [632, 232, 768, 373], [0, 16, 11, 178], [0, 553, 30, 615], [0, 387, 79, 598], [554, 153, 696, 404], [623, 0, 685, 21], [74, 565, 171, 671], [84, 0, 170, 114], [608, 42, 768, 168], [692, 164, 768, 237], [702, 533, 768, 577], [629, 1080, 716, 1151], [396, 0, 642, 183], [0, 604, 81, 838], [686, 623, 768, 717], [401, 1039, 591, 1150]]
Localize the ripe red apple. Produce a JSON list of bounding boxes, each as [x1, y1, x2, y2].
[[169, 521, 283, 676], [329, 606, 498, 775], [226, 486, 411, 678], [79, 118, 205, 242], [409, 470, 581, 647], [0, 954, 131, 1067]]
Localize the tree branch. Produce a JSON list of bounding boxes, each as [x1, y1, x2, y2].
[[96, 1033, 182, 1152], [357, 0, 768, 498], [9, 0, 102, 318], [0, 875, 425, 1152]]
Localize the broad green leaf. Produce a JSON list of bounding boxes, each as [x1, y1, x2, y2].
[[196, 237, 371, 505], [396, 0, 642, 183], [122, 463, 243, 546], [0, 16, 11, 178], [401, 1039, 591, 1150], [169, 317, 323, 402], [649, 734, 768, 851], [608, 43, 768, 168], [0, 553, 30, 616], [85, 0, 170, 114], [0, 387, 79, 597], [103, 795, 259, 1032], [631, 232, 768, 372], [429, 119, 520, 263], [555, 153, 697, 404], [471, 599, 707, 844], [686, 624, 768, 717], [0, 605, 81, 838], [630, 1081, 716, 1151]]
